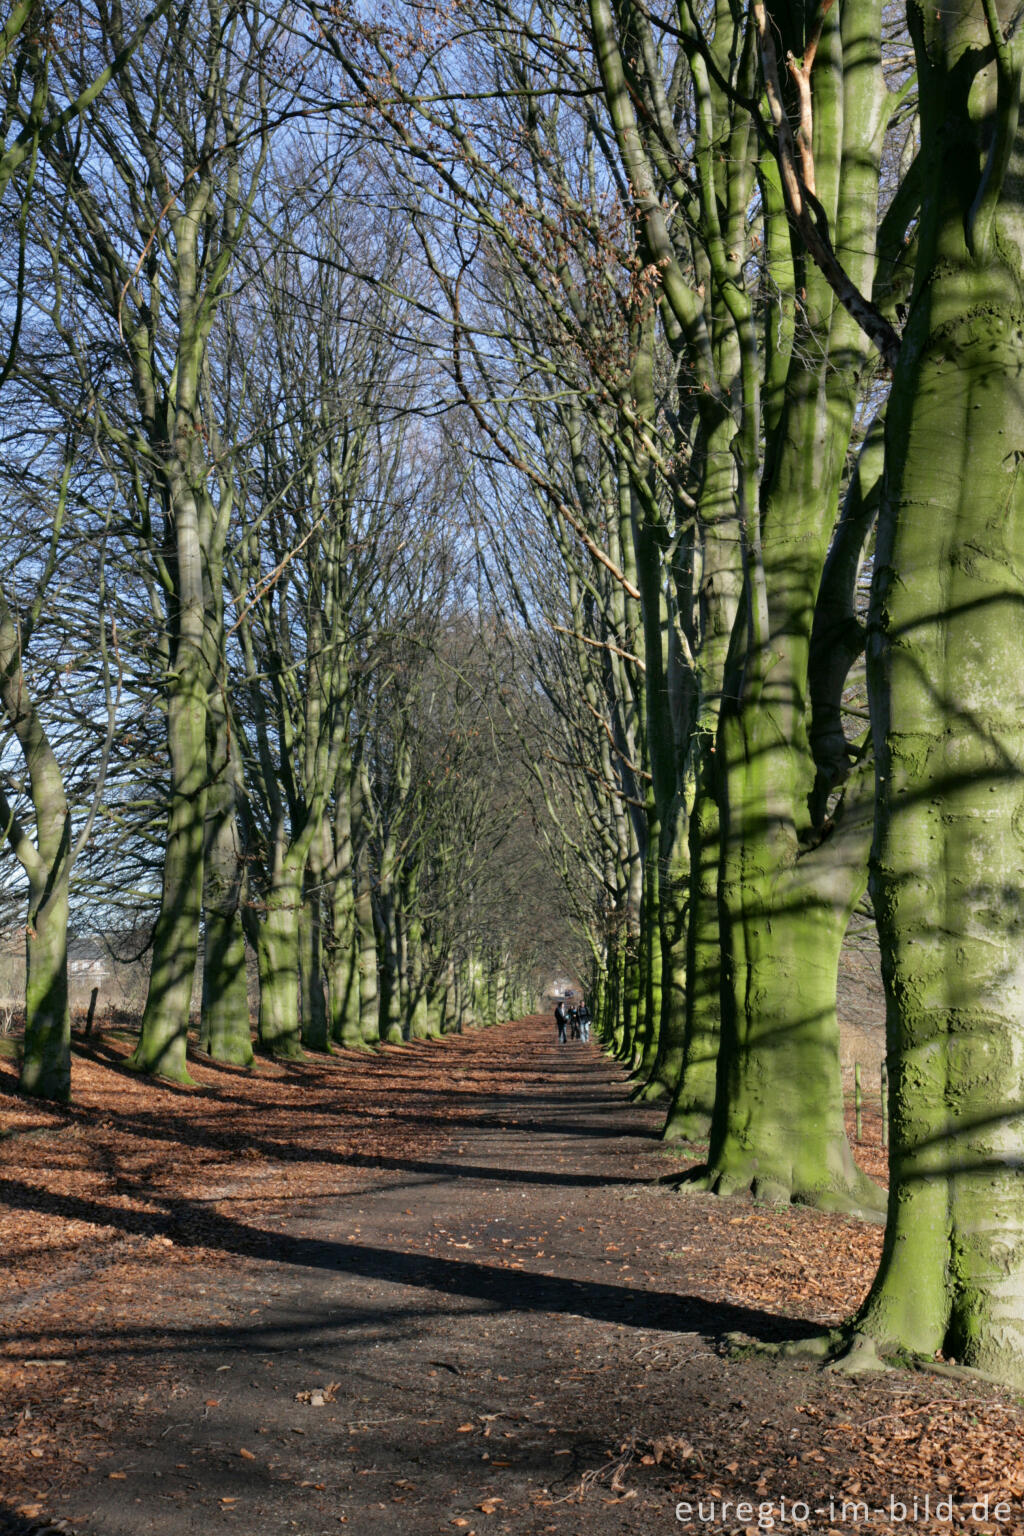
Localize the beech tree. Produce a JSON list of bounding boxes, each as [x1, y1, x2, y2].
[[0, 432, 122, 1099], [0, 0, 171, 1098], [316, 0, 912, 1209], [213, 185, 422, 1058], [805, 0, 1024, 1385], [29, 1, 292, 1082], [471, 415, 647, 1053]]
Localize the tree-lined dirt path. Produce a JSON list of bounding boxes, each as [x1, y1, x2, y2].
[[3, 1020, 1023, 1536]]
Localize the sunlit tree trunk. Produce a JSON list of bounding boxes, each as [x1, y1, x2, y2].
[[693, 1, 889, 1210], [199, 711, 252, 1067], [132, 612, 207, 1082], [352, 766, 381, 1044], [0, 597, 72, 1100], [327, 785, 365, 1048], [245, 825, 305, 1062], [844, 0, 1024, 1383], [663, 395, 746, 1140]]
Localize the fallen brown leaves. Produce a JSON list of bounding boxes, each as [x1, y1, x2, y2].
[[1, 1019, 1023, 1536], [0, 1027, 487, 1309], [0, 1023, 518, 1513]]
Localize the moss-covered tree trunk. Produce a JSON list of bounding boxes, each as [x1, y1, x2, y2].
[[251, 899, 303, 1061], [299, 859, 330, 1053], [841, 0, 1024, 1384], [21, 863, 71, 1102], [328, 788, 365, 1049], [663, 395, 746, 1140], [629, 827, 663, 1083], [405, 933, 430, 1038], [689, 0, 888, 1210], [247, 836, 306, 1063], [17, 805, 71, 1102], [0, 596, 73, 1101], [199, 727, 252, 1067], [663, 763, 721, 1141], [352, 768, 380, 1045], [709, 741, 880, 1209], [615, 867, 644, 1061], [355, 875, 380, 1044], [131, 652, 207, 1083]]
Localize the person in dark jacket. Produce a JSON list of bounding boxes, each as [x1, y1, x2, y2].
[[554, 1000, 568, 1043], [578, 1001, 591, 1043]]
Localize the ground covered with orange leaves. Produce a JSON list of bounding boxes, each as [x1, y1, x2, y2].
[[1, 1020, 1022, 1536]]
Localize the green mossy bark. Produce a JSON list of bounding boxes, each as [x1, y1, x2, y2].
[[630, 837, 664, 1088], [329, 927, 364, 1050], [617, 928, 642, 1062], [199, 907, 252, 1067], [403, 867, 432, 1039], [130, 677, 206, 1085], [846, 0, 1024, 1387], [328, 782, 368, 1049], [663, 775, 721, 1142], [299, 875, 330, 1053], [693, 1, 887, 1210], [0, 601, 74, 1102], [252, 884, 305, 1062], [20, 875, 71, 1102], [199, 769, 252, 1068], [635, 809, 689, 1102], [706, 785, 881, 1212], [354, 859, 380, 1045], [377, 903, 404, 1042], [662, 329, 748, 1140]]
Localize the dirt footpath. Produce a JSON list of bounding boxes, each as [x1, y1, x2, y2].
[[2, 1020, 1023, 1536]]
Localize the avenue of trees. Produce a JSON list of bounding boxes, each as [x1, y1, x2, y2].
[[2, 0, 1024, 1388]]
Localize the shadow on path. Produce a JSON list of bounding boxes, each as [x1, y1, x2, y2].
[[0, 1169, 817, 1349]]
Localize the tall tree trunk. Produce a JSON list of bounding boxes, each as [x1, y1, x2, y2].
[[663, 399, 746, 1140], [663, 766, 721, 1140], [376, 892, 403, 1042], [130, 666, 206, 1083], [636, 808, 689, 1101], [840, 0, 1024, 1384], [405, 911, 432, 1039], [299, 857, 330, 1052], [251, 900, 303, 1060], [199, 727, 252, 1067], [251, 890, 304, 1062], [21, 870, 71, 1102], [708, 746, 881, 1210], [0, 598, 73, 1101], [243, 826, 306, 1062], [328, 790, 365, 1049], [688, 0, 888, 1210], [353, 800, 380, 1044], [131, 442, 214, 1082], [629, 831, 664, 1086]]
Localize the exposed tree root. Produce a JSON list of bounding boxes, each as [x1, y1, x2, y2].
[[728, 1324, 1013, 1388], [661, 1109, 713, 1144], [124, 1056, 198, 1088], [257, 1043, 306, 1064], [630, 1077, 669, 1103], [668, 1160, 885, 1221], [823, 1331, 891, 1375]]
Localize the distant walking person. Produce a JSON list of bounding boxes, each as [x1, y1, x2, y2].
[[554, 999, 568, 1044], [578, 1001, 591, 1043], [569, 1006, 581, 1041]]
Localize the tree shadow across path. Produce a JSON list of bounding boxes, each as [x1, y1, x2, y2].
[[0, 1019, 917, 1536]]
